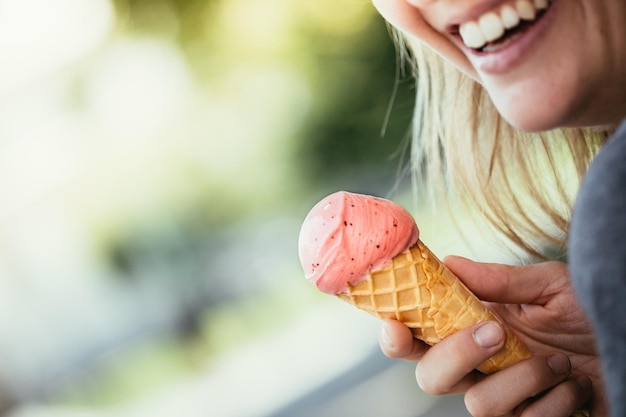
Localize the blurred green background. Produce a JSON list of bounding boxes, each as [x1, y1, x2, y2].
[[0, 0, 440, 416]]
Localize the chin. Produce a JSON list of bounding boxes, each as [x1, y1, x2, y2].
[[488, 84, 593, 132], [481, 70, 587, 132], [496, 103, 565, 133], [498, 102, 621, 132], [484, 75, 619, 132]]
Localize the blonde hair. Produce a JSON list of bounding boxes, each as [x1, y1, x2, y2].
[[398, 34, 610, 259]]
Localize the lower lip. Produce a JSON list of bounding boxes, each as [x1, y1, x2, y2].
[[465, 0, 559, 74]]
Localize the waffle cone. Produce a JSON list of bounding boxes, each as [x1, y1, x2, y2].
[[336, 240, 532, 374]]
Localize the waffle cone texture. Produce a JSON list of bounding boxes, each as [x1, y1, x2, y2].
[[336, 240, 532, 374]]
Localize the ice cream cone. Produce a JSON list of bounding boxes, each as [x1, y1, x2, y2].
[[336, 240, 532, 374]]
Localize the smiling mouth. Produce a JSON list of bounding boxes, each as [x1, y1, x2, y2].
[[457, 0, 552, 52]]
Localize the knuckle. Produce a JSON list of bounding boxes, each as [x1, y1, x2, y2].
[[415, 362, 451, 395], [556, 379, 586, 411], [526, 365, 546, 389], [520, 406, 543, 417], [525, 356, 556, 390], [415, 362, 435, 393], [464, 390, 490, 417]]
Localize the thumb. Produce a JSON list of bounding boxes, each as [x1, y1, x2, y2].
[[443, 256, 569, 306]]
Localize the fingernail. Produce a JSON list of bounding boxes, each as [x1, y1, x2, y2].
[[473, 322, 504, 348], [547, 353, 571, 375], [576, 375, 592, 391], [380, 324, 394, 350]]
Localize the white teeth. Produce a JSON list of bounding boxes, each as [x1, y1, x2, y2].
[[459, 21, 486, 49], [500, 5, 520, 29], [478, 12, 505, 42], [516, 0, 536, 20], [458, 0, 550, 49]]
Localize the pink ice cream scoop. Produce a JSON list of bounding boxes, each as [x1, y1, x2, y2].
[[297, 190, 536, 376], [298, 191, 419, 294]]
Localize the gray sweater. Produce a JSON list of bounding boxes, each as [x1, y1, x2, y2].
[[569, 120, 626, 417]]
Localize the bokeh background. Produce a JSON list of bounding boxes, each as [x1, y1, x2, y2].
[[0, 0, 515, 416]]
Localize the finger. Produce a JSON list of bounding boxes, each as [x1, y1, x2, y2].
[[443, 256, 568, 305], [464, 353, 572, 417], [379, 320, 428, 360], [415, 321, 505, 395], [521, 376, 592, 417]]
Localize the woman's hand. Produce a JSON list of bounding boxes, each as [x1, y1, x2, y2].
[[378, 257, 607, 417]]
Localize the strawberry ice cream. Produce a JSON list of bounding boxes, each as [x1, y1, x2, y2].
[[298, 191, 419, 294], [297, 191, 534, 375]]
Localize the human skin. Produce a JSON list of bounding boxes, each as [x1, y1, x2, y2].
[[373, 0, 626, 131], [379, 257, 606, 416], [369, 0, 624, 415]]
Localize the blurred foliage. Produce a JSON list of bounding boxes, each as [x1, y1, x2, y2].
[[0, 0, 418, 410], [98, 0, 416, 327], [104, 0, 416, 369], [111, 0, 415, 194], [294, 14, 415, 188]]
